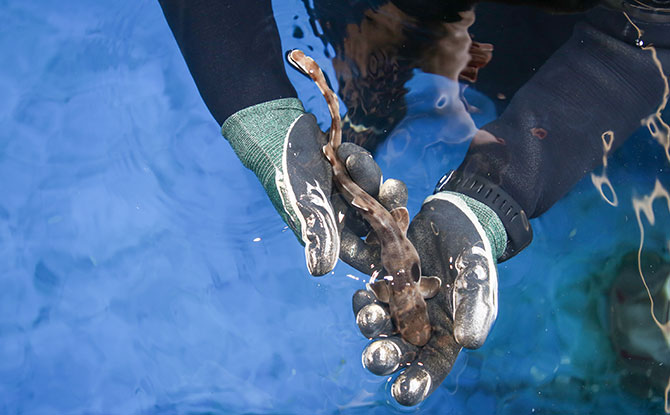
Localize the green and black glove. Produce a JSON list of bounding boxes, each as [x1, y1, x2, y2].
[[350, 168, 534, 406], [352, 189, 509, 406], [222, 97, 405, 276]]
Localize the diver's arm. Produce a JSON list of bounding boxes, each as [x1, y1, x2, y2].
[[389, 0, 601, 21], [445, 4, 669, 260], [159, 1, 409, 276], [159, 0, 340, 274], [158, 0, 297, 124]]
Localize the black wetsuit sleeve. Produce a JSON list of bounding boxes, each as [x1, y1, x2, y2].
[[455, 6, 669, 219], [158, 0, 298, 125]]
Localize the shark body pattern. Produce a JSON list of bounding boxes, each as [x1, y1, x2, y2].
[[287, 50, 440, 346]]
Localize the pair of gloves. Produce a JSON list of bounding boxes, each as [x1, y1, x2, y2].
[[219, 4, 670, 402], [222, 97, 509, 406]]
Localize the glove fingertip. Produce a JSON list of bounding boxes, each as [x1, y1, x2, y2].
[[344, 152, 382, 197], [379, 179, 408, 211], [453, 298, 495, 349], [352, 289, 376, 314], [391, 367, 432, 407], [303, 223, 340, 276], [362, 339, 402, 376], [454, 325, 488, 350]]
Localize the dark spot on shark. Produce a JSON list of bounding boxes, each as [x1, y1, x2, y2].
[[288, 49, 434, 347]]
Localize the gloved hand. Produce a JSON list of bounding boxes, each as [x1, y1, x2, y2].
[[221, 98, 405, 276], [352, 191, 505, 406]]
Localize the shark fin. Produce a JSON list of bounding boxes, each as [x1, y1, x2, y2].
[[419, 276, 441, 299], [368, 280, 391, 303], [390, 207, 410, 235]]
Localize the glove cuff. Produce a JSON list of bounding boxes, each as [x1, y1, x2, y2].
[[221, 97, 305, 177], [435, 171, 532, 261], [221, 98, 306, 233], [438, 191, 507, 261]]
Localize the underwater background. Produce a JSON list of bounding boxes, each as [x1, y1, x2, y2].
[[0, 0, 668, 413]]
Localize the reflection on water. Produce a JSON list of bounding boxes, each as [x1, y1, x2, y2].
[[1, 0, 669, 413], [301, 1, 488, 151], [627, 12, 670, 163], [632, 181, 670, 410], [591, 131, 619, 207], [586, 12, 670, 413]]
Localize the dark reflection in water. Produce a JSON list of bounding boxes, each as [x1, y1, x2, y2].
[[610, 251, 670, 400], [302, 0, 484, 149], [298, 0, 596, 150]]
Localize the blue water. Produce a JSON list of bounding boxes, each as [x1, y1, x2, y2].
[[1, 1, 668, 414]]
